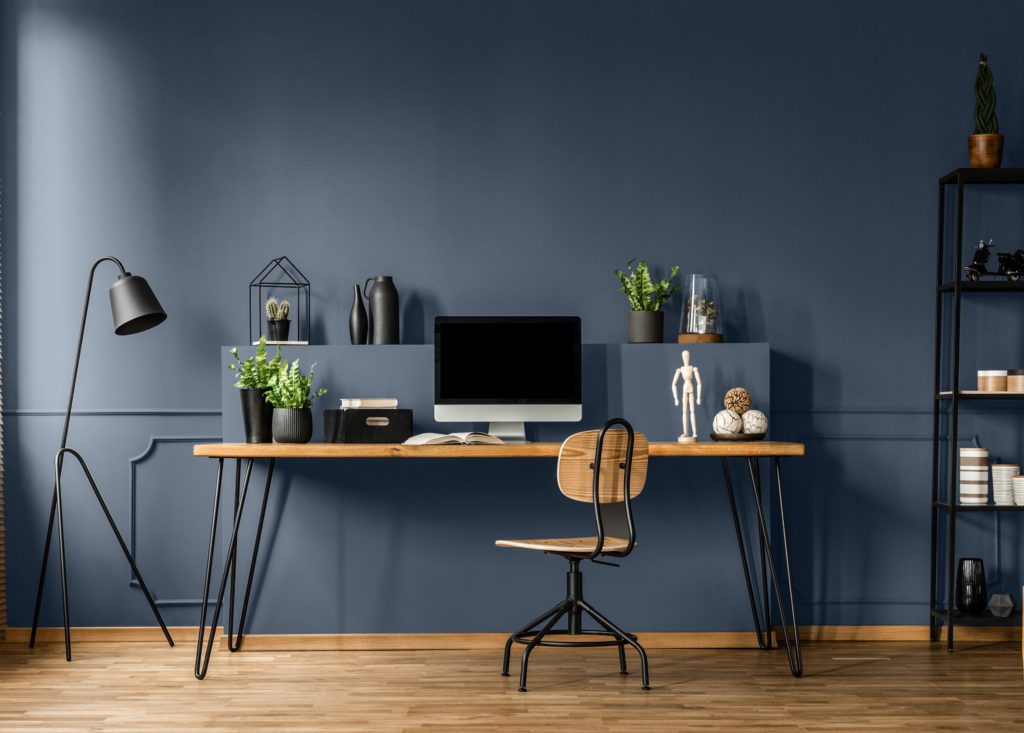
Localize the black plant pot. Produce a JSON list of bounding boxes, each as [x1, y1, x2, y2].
[[627, 310, 664, 343], [955, 557, 987, 614], [239, 389, 273, 444], [267, 319, 291, 342], [273, 407, 313, 444]]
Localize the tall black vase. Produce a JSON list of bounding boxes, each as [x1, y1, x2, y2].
[[349, 283, 368, 344], [364, 275, 399, 344]]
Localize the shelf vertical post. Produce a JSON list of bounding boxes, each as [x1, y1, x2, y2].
[[929, 178, 946, 642], [944, 171, 966, 652]]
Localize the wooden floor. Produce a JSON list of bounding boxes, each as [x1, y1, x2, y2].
[[0, 640, 1022, 731]]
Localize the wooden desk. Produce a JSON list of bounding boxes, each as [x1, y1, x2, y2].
[[191, 441, 806, 680], [193, 441, 805, 459]]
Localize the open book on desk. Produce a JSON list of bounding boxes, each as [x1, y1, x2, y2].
[[403, 432, 505, 446]]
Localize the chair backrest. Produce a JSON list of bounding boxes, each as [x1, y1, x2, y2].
[[557, 426, 649, 504]]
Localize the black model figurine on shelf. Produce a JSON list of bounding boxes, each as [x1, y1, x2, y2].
[[963, 239, 1024, 282]]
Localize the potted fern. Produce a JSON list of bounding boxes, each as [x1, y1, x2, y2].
[[266, 359, 328, 443], [614, 259, 680, 343], [266, 296, 291, 341], [228, 336, 282, 443], [969, 53, 1003, 168]]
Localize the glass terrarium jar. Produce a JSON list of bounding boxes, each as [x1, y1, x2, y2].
[[679, 274, 723, 343]]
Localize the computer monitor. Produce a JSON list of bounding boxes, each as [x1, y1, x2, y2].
[[434, 316, 582, 442]]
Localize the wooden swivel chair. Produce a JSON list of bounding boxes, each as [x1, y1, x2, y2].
[[496, 418, 650, 691]]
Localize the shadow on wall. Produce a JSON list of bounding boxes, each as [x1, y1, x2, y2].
[[403, 290, 441, 345]]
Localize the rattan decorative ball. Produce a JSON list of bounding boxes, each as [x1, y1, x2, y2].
[[723, 387, 752, 415]]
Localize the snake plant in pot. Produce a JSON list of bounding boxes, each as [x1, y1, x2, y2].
[[228, 336, 282, 443], [969, 53, 1003, 168], [265, 358, 328, 443], [614, 259, 680, 343]]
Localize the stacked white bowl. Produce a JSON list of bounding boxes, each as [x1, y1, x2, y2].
[[1013, 476, 1024, 506], [991, 464, 1019, 506], [959, 447, 990, 505]]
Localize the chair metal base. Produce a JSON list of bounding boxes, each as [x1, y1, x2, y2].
[[500, 558, 650, 691]]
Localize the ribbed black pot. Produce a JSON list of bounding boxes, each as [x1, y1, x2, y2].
[[627, 310, 664, 343], [239, 389, 273, 444], [267, 319, 291, 342], [955, 557, 987, 614], [272, 407, 313, 444]]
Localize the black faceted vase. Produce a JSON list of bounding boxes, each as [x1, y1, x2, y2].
[[239, 389, 273, 443], [955, 557, 987, 614]]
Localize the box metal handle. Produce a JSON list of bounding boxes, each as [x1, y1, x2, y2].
[[366, 417, 390, 427]]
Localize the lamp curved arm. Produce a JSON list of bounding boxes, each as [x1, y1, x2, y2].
[[58, 257, 129, 453]]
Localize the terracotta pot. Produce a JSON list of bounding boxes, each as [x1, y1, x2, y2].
[[968, 133, 1003, 168]]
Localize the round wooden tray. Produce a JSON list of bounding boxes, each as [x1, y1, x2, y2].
[[709, 432, 766, 442]]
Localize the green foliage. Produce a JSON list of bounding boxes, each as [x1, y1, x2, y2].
[[686, 296, 719, 320], [265, 359, 328, 409], [614, 259, 680, 312], [974, 53, 999, 135], [228, 336, 283, 390], [266, 297, 291, 321]]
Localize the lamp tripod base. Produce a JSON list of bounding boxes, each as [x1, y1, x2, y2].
[[29, 448, 174, 661]]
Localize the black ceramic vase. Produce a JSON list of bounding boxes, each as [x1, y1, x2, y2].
[[272, 407, 313, 444], [364, 275, 400, 344], [267, 319, 291, 342], [349, 283, 368, 345], [627, 310, 664, 343], [239, 389, 273, 444], [955, 557, 987, 614]]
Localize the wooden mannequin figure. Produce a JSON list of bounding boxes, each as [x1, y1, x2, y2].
[[671, 350, 702, 443]]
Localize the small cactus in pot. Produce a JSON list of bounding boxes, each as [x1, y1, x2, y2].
[[266, 297, 292, 341]]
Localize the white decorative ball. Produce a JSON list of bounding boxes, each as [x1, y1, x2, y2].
[[742, 410, 768, 434], [713, 409, 743, 434]]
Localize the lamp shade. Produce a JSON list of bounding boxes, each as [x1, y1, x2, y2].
[[109, 273, 167, 335]]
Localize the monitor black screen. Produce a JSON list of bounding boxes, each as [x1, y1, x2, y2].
[[435, 317, 582, 404]]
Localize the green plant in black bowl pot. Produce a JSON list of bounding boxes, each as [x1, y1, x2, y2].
[[614, 259, 680, 343], [265, 358, 327, 443], [228, 336, 282, 443], [266, 296, 291, 342]]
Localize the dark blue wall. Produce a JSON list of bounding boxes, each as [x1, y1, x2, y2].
[[5, 0, 1024, 631]]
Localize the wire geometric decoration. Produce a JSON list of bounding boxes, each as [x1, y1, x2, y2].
[[249, 256, 311, 345]]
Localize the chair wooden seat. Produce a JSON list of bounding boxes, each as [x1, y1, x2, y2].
[[496, 536, 632, 554]]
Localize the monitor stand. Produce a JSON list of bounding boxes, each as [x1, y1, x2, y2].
[[488, 421, 528, 444]]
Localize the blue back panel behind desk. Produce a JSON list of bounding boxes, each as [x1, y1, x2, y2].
[[216, 343, 770, 633]]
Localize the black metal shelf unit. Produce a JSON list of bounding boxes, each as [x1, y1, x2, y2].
[[930, 168, 1024, 649]]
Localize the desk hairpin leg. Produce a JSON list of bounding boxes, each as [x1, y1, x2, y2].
[[194, 457, 276, 680], [721, 458, 770, 651], [748, 458, 773, 650], [721, 456, 803, 678]]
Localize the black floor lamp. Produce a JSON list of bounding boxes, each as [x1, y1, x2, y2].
[[29, 256, 174, 660]]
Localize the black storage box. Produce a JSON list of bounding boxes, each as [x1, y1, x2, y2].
[[323, 408, 413, 444]]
